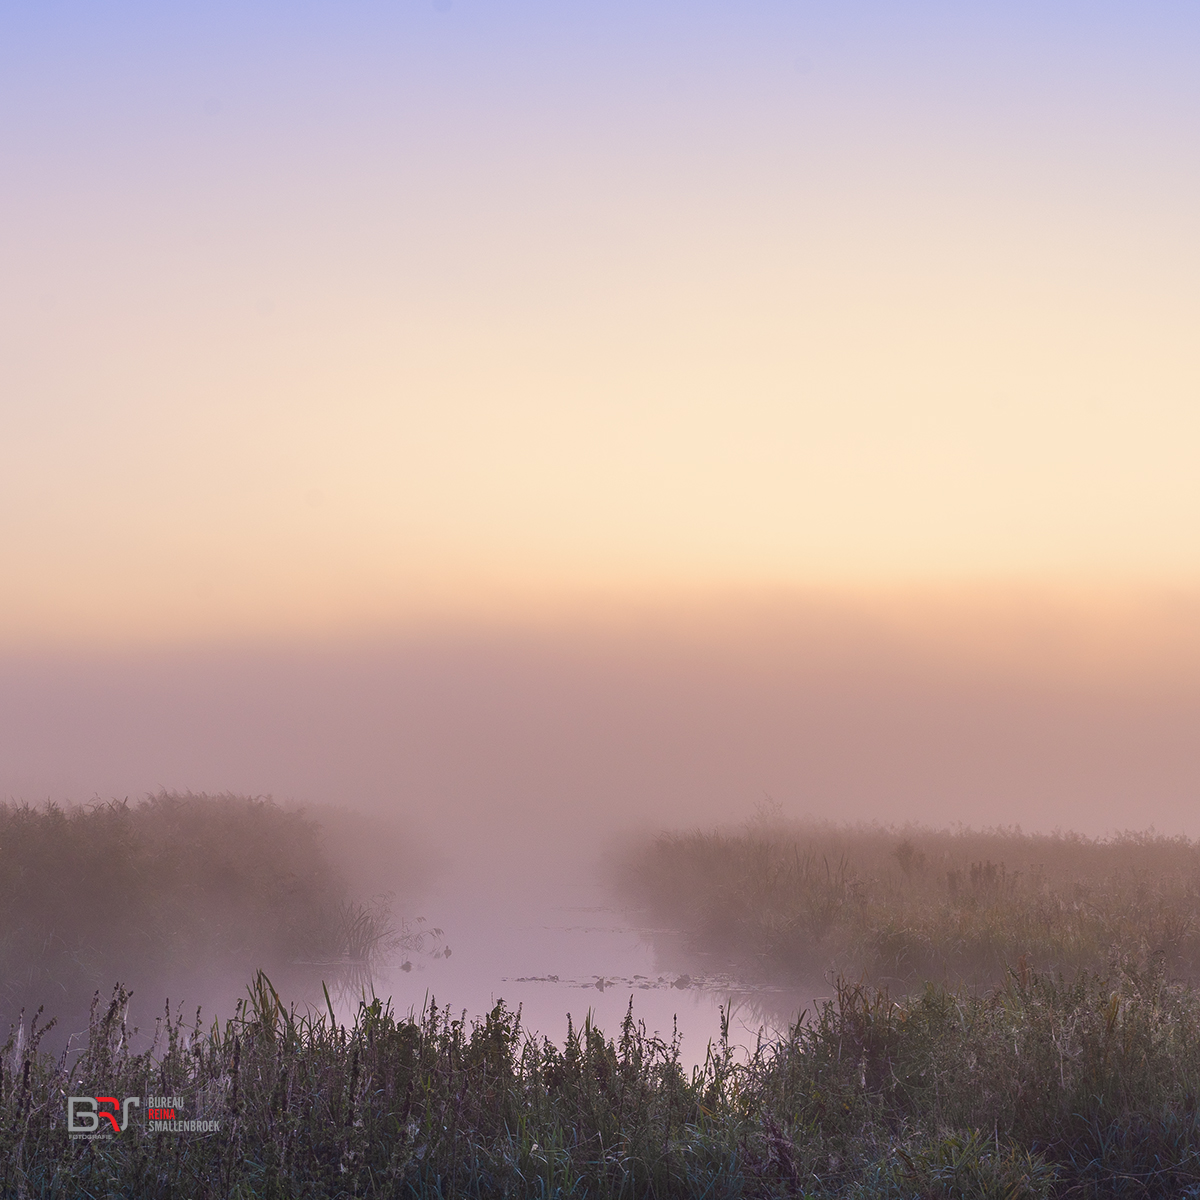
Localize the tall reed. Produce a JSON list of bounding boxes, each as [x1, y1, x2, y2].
[[3, 961, 1197, 1197]]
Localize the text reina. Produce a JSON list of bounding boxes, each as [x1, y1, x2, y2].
[[147, 1096, 184, 1121]]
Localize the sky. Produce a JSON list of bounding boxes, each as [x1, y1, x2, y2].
[[3, 1, 1199, 646], [2, 3, 1200, 835]]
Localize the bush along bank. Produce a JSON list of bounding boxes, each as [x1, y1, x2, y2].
[[3, 963, 1199, 1199]]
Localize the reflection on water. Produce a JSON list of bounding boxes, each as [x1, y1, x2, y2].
[[342, 849, 828, 1070]]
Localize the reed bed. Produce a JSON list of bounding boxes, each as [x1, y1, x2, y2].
[[2, 961, 1198, 1197], [618, 823, 1200, 988], [0, 793, 396, 1036]]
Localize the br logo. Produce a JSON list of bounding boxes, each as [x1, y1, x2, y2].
[[68, 1095, 141, 1133]]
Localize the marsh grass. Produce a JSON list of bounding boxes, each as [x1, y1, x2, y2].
[[0, 793, 399, 1034], [2, 960, 1198, 1196], [618, 823, 1200, 989]]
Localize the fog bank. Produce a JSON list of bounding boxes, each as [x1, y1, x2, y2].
[[4, 596, 1198, 852]]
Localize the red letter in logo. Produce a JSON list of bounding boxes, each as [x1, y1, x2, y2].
[[96, 1097, 121, 1133]]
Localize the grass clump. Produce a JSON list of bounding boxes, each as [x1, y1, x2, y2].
[[618, 822, 1200, 987], [2, 961, 1197, 1196]]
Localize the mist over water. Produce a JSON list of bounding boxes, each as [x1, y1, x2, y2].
[[4, 595, 1199, 1056], [364, 838, 752, 1069]]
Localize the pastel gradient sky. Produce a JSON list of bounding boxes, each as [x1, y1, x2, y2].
[[3, 1, 1199, 646], [5, 1, 1200, 845]]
